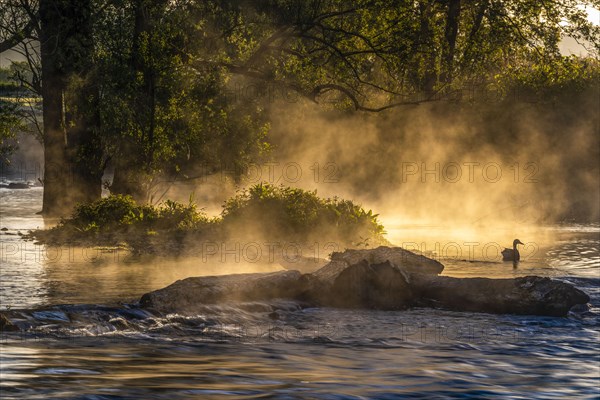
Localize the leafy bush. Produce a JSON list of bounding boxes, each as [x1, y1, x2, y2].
[[56, 194, 209, 236], [148, 200, 208, 230], [222, 183, 387, 247], [35, 184, 387, 252], [69, 194, 141, 232]]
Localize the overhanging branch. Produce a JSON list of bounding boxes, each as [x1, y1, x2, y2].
[[0, 18, 37, 53]]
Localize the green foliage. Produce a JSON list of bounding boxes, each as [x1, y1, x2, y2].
[[62, 194, 210, 235], [95, 0, 272, 200], [0, 99, 23, 161], [69, 194, 140, 233], [497, 56, 600, 103], [5, 0, 599, 217], [208, 0, 600, 107], [93, 0, 599, 199], [222, 183, 387, 247], [148, 200, 208, 230], [0, 65, 30, 161], [37, 185, 388, 252]]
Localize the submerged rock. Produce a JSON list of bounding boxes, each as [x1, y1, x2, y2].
[[139, 246, 590, 317], [0, 313, 19, 332], [7, 182, 30, 189]]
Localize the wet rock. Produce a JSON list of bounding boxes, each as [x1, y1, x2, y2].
[[309, 259, 355, 283], [32, 310, 70, 322], [109, 317, 131, 330], [7, 182, 30, 189], [568, 303, 590, 314], [0, 313, 19, 332], [278, 255, 329, 273], [330, 246, 444, 275], [302, 246, 434, 308], [410, 274, 591, 317], [138, 246, 590, 317], [329, 260, 412, 309], [140, 270, 305, 313]]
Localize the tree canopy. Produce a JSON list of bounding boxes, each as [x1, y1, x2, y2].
[[0, 0, 598, 215]]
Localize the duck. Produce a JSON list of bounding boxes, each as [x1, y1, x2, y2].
[[501, 239, 524, 262]]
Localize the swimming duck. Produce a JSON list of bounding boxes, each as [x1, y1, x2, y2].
[[502, 239, 524, 262]]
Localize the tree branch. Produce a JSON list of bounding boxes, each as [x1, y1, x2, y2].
[[0, 17, 37, 53]]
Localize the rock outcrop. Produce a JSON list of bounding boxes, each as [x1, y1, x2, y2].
[[140, 270, 306, 313], [137, 246, 590, 317], [410, 274, 590, 317], [330, 246, 444, 275], [328, 260, 413, 309], [278, 255, 329, 273]]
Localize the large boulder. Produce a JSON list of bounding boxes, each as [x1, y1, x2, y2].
[[278, 255, 329, 273], [138, 247, 590, 317], [301, 258, 414, 309], [140, 270, 306, 313], [329, 260, 412, 309], [301, 246, 440, 307], [410, 274, 591, 317], [330, 246, 444, 275]]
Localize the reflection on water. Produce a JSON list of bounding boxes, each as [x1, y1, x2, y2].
[[2, 338, 598, 399], [0, 189, 281, 308], [386, 221, 600, 279], [2, 306, 599, 399], [1, 188, 599, 398], [1, 189, 598, 307]]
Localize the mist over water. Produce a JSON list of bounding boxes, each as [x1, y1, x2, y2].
[[266, 93, 599, 225], [2, 2, 599, 398], [7, 82, 594, 237], [2, 73, 599, 400], [1, 164, 599, 399]]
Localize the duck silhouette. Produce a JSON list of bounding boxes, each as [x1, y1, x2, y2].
[[501, 239, 524, 262]]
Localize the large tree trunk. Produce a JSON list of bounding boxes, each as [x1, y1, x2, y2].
[[39, 0, 102, 216], [462, 0, 488, 71], [39, 0, 69, 216], [65, 79, 103, 207]]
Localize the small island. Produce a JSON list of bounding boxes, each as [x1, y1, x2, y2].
[[4, 187, 587, 332]]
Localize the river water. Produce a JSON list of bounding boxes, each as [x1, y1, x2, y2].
[[1, 187, 599, 399]]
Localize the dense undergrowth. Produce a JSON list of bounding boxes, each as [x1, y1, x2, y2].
[[31, 184, 387, 256]]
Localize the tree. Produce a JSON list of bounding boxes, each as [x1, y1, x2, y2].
[[37, 0, 104, 215], [1, 0, 598, 215], [97, 0, 270, 202]]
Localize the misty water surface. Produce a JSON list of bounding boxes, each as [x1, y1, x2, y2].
[[1, 188, 599, 399]]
